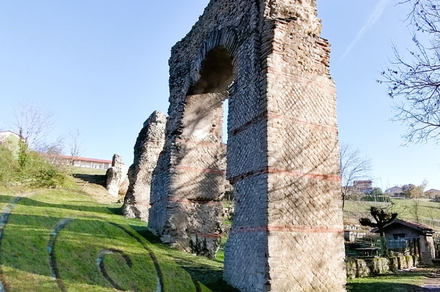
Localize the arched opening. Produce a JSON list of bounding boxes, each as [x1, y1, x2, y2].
[[181, 47, 233, 143], [171, 46, 234, 258], [188, 47, 234, 95]]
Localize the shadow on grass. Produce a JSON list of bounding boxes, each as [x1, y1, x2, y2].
[[72, 174, 106, 186], [107, 205, 123, 216], [130, 226, 239, 292], [12, 196, 113, 215], [347, 282, 428, 292], [1, 190, 237, 291], [0, 195, 14, 204], [175, 261, 239, 292]]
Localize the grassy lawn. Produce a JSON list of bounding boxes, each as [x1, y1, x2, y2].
[[0, 187, 232, 291], [347, 269, 429, 292], [71, 167, 107, 176]]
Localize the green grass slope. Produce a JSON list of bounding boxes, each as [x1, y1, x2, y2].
[[344, 199, 440, 230], [0, 188, 228, 292]]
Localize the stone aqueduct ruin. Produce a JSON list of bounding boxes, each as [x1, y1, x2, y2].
[[123, 0, 346, 291]]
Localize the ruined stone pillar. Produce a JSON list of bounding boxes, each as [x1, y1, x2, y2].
[[106, 154, 129, 197], [149, 0, 346, 290], [122, 110, 166, 221]]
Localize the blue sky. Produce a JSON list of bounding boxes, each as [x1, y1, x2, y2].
[[0, 0, 439, 190]]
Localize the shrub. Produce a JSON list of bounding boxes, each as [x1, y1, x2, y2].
[[0, 144, 74, 189], [0, 146, 19, 185], [362, 196, 391, 202]]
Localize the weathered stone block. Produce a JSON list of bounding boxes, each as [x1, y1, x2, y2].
[[372, 257, 390, 275], [389, 257, 399, 271], [122, 111, 166, 221], [398, 255, 408, 270], [106, 154, 129, 197], [356, 259, 371, 278], [346, 259, 357, 279]]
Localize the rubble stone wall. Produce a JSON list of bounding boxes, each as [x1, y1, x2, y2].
[[122, 110, 167, 221], [149, 0, 345, 290], [346, 256, 418, 279]]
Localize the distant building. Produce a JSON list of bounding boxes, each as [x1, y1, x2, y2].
[[0, 131, 21, 155], [40, 153, 113, 170], [385, 186, 405, 198], [69, 156, 113, 170], [343, 180, 373, 195], [0, 131, 20, 146], [353, 180, 373, 194], [425, 189, 440, 200], [0, 132, 113, 170], [373, 219, 436, 265]]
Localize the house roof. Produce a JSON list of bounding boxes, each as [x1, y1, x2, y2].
[[426, 189, 440, 195], [354, 180, 372, 184], [373, 219, 435, 235], [61, 155, 113, 164], [385, 186, 403, 194]]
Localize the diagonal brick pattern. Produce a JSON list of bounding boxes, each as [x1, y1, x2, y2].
[[149, 0, 346, 290]]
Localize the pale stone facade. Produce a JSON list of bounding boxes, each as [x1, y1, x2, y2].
[[148, 0, 346, 291], [123, 111, 167, 221]]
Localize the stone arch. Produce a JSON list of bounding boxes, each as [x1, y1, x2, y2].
[[148, 0, 346, 291], [188, 46, 234, 95], [190, 27, 240, 87]]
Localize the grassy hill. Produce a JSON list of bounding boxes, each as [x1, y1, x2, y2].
[[0, 158, 238, 292], [344, 198, 440, 231], [0, 142, 435, 291]]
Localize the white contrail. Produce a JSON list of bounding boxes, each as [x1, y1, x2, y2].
[[335, 0, 391, 67]]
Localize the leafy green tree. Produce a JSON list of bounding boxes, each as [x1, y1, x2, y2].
[[402, 182, 426, 199], [369, 187, 383, 197]]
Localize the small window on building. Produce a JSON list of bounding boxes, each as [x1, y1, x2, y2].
[[393, 233, 406, 239]]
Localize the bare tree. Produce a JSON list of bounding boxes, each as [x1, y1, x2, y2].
[[380, 0, 440, 144], [339, 142, 373, 207], [11, 100, 55, 149], [68, 129, 85, 164], [360, 207, 398, 237], [35, 136, 65, 167], [360, 207, 398, 255]]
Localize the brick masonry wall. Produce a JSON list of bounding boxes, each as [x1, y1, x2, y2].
[[149, 0, 346, 290], [149, 0, 265, 260], [262, 1, 346, 290]]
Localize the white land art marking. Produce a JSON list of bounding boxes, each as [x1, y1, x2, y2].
[[47, 218, 73, 280], [107, 223, 164, 292], [0, 196, 22, 292], [0, 194, 163, 292], [96, 249, 134, 291], [49, 219, 163, 292]]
